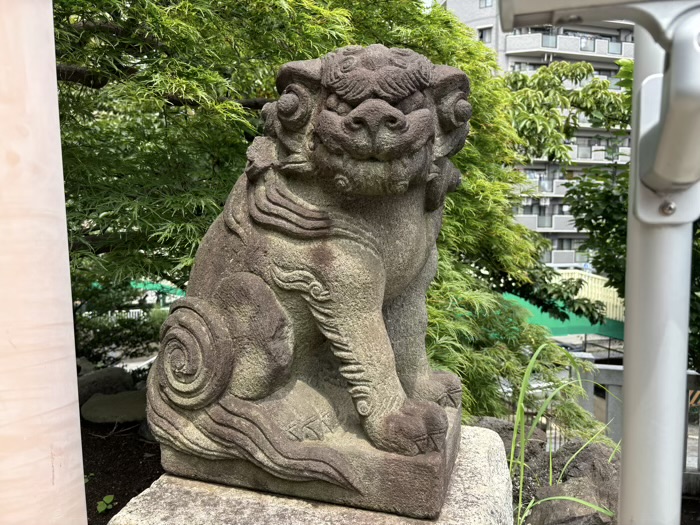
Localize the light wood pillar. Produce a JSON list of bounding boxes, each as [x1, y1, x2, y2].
[[0, 1, 87, 523]]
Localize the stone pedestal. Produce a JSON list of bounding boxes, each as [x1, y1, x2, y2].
[[108, 426, 512, 525]]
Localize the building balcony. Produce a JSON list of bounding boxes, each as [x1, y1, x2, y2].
[[569, 144, 629, 164], [552, 249, 575, 265], [528, 179, 568, 196], [514, 214, 578, 232], [553, 180, 568, 196], [505, 33, 634, 63], [515, 214, 538, 230], [552, 214, 577, 231]]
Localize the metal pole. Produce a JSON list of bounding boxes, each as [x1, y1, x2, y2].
[[0, 1, 88, 523], [618, 24, 693, 524]]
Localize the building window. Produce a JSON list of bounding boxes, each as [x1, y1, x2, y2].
[[558, 238, 573, 251], [478, 27, 493, 43], [609, 40, 622, 55], [479, 0, 493, 7]]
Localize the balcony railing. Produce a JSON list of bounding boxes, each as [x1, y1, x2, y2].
[[552, 215, 577, 231], [551, 250, 576, 265], [553, 180, 568, 196], [505, 33, 634, 61], [580, 37, 595, 52], [537, 215, 553, 228], [542, 34, 557, 48], [609, 41, 623, 55], [578, 145, 592, 159], [514, 214, 537, 230], [538, 179, 554, 193]]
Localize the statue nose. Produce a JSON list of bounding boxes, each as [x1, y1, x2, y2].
[[343, 99, 407, 136]]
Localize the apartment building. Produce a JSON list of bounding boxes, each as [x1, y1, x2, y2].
[[446, 0, 634, 269]]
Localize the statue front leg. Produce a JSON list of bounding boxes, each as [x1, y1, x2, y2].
[[272, 259, 447, 456], [383, 248, 463, 409]]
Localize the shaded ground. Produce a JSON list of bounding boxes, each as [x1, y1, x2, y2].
[[82, 421, 162, 525], [684, 498, 700, 524]]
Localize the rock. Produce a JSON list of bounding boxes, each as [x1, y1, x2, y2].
[[528, 479, 613, 525], [526, 440, 619, 525], [78, 367, 133, 406], [76, 357, 96, 376], [473, 416, 548, 460], [472, 416, 548, 507], [81, 390, 147, 423], [108, 426, 512, 525]]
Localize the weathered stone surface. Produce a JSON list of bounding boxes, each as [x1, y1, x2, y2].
[[472, 416, 547, 506], [527, 440, 619, 525], [77, 357, 96, 376], [81, 390, 147, 423], [78, 367, 133, 406], [147, 44, 472, 517], [138, 420, 157, 443], [108, 426, 511, 525]]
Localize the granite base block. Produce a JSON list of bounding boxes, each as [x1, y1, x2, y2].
[[159, 407, 461, 519], [108, 425, 512, 525]]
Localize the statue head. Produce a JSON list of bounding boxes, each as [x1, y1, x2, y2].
[[252, 44, 471, 196]]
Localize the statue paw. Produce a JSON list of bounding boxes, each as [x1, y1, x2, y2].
[[413, 370, 462, 409], [365, 399, 448, 456]]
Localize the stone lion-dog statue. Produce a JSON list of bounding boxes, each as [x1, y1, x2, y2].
[[148, 44, 472, 518]]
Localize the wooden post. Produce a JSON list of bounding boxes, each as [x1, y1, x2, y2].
[[0, 1, 88, 524]]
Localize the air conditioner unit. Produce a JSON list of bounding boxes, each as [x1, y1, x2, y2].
[[539, 197, 551, 206]]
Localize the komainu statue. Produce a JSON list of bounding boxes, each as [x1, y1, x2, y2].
[[147, 44, 471, 518]]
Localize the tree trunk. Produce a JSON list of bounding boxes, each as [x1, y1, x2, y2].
[[0, 1, 88, 524]]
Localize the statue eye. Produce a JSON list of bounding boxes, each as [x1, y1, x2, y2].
[[437, 91, 471, 131], [396, 92, 426, 114], [277, 84, 311, 131], [325, 94, 351, 116]]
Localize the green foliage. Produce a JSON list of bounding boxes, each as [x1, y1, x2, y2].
[[96, 495, 116, 514], [56, 0, 353, 285], [510, 347, 612, 524], [72, 273, 164, 365], [504, 61, 630, 165], [56, 1, 601, 429]]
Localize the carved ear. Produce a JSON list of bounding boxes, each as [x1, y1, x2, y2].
[[432, 65, 470, 99], [276, 59, 322, 94], [431, 65, 471, 159]]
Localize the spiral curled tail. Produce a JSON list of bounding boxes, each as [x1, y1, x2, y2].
[[157, 297, 236, 410]]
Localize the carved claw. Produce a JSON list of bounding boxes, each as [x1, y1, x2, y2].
[[413, 370, 463, 409], [364, 399, 448, 456], [437, 387, 463, 408]]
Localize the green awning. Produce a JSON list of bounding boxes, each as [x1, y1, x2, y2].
[[505, 293, 624, 340]]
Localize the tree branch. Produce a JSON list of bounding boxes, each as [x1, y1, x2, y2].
[[71, 21, 163, 51], [238, 98, 275, 110], [165, 94, 275, 110], [57, 66, 275, 109], [56, 64, 110, 89]]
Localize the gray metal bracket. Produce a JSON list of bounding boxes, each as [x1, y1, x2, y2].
[[633, 74, 700, 225]]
